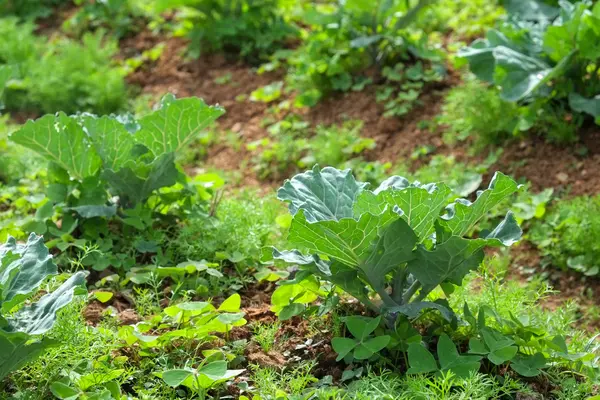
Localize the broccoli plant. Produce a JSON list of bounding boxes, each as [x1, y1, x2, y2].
[[271, 166, 521, 324], [0, 234, 86, 380]]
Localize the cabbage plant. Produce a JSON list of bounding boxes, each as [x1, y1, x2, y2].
[[271, 166, 521, 323], [0, 234, 86, 380]]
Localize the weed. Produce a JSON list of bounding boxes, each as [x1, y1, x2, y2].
[[252, 322, 281, 353]]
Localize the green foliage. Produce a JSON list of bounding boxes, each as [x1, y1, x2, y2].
[[9, 95, 224, 272], [285, 0, 442, 106], [63, 0, 149, 38], [118, 293, 246, 353], [168, 191, 284, 268], [0, 234, 86, 381], [0, 20, 127, 115], [250, 118, 374, 180], [160, 360, 244, 399], [161, 0, 297, 64], [271, 165, 521, 323], [531, 194, 600, 276], [0, 0, 69, 19], [437, 77, 522, 146], [459, 1, 600, 142], [332, 316, 391, 363], [423, 0, 504, 38]]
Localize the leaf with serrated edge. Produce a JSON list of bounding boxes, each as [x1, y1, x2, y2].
[[82, 115, 136, 171], [136, 95, 224, 157], [441, 172, 519, 237], [10, 113, 102, 180], [278, 165, 368, 222]]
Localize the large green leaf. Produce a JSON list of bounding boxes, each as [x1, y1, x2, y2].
[[493, 47, 552, 102], [5, 272, 86, 335], [135, 95, 224, 158], [407, 236, 485, 295], [278, 165, 368, 222], [102, 153, 179, 205], [0, 234, 57, 312], [82, 115, 136, 171], [287, 208, 398, 267], [356, 182, 452, 241], [361, 218, 417, 291], [10, 113, 103, 180], [441, 172, 519, 237], [569, 93, 600, 118], [0, 332, 57, 381]]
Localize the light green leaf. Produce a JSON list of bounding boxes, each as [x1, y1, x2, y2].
[[218, 293, 241, 312], [357, 182, 452, 241], [93, 291, 114, 303], [135, 95, 224, 157], [10, 113, 102, 180], [288, 208, 398, 268], [162, 369, 193, 387], [5, 272, 86, 335], [0, 234, 57, 312]]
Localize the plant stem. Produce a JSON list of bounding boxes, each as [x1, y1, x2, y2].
[[402, 281, 421, 304]]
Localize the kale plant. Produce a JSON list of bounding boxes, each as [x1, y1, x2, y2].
[[271, 166, 521, 324]]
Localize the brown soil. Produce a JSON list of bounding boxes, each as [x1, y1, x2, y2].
[[82, 291, 140, 326], [485, 133, 600, 197]]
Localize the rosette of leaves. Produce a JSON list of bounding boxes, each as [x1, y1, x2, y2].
[[9, 94, 224, 269], [459, 1, 600, 130], [270, 165, 521, 323], [0, 234, 87, 380]]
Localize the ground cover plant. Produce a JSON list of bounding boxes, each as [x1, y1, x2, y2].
[[1, 0, 600, 398]]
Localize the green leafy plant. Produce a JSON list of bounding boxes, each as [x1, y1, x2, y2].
[[118, 294, 247, 352], [160, 360, 244, 400], [270, 165, 522, 324], [0, 20, 127, 115], [0, 234, 87, 380], [332, 316, 391, 363], [285, 0, 442, 106], [437, 76, 522, 146], [0, 0, 69, 19], [407, 334, 481, 378], [9, 94, 224, 271], [159, 0, 297, 64], [63, 0, 149, 39], [50, 366, 126, 400], [530, 194, 600, 276], [459, 1, 600, 142]]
